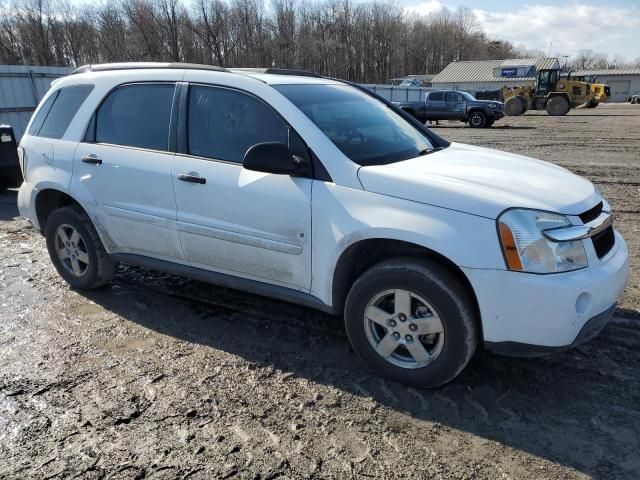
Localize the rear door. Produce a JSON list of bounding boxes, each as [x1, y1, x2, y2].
[[444, 91, 466, 119], [73, 82, 185, 262], [425, 91, 445, 119], [172, 82, 312, 291]]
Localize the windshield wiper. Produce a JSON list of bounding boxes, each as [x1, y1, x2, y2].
[[418, 148, 435, 156]]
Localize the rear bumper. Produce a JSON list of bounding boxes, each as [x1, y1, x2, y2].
[[17, 181, 39, 229]]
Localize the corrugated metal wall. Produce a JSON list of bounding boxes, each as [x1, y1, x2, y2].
[[362, 84, 432, 102], [0, 65, 72, 140]]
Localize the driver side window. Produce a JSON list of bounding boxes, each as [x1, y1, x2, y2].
[[187, 86, 289, 163]]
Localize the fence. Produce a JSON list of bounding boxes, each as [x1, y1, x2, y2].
[[362, 84, 432, 102], [0, 65, 72, 140]]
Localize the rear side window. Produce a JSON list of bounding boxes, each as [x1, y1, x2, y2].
[[187, 85, 288, 163], [428, 92, 444, 101], [30, 85, 94, 139], [95, 83, 175, 151], [28, 91, 59, 136]]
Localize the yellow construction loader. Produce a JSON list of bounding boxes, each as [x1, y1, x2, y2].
[[564, 73, 610, 108], [502, 68, 599, 116]]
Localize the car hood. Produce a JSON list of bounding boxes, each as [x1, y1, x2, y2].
[[357, 142, 600, 219]]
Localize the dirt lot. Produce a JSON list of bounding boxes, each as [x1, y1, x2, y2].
[[1, 103, 639, 479]]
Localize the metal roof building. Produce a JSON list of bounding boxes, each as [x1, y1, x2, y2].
[[570, 68, 640, 102], [0, 65, 72, 140], [432, 58, 560, 91]]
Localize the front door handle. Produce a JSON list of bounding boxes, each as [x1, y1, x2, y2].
[[178, 173, 206, 184], [81, 154, 102, 165]]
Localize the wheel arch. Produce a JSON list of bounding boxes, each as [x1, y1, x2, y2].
[[331, 238, 482, 335], [547, 92, 571, 102], [35, 188, 85, 233], [34, 187, 115, 254], [466, 107, 487, 119]]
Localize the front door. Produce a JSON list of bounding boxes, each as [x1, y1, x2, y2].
[[172, 84, 312, 292], [73, 82, 185, 262]]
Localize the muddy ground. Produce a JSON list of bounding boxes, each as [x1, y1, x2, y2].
[[1, 103, 639, 479]]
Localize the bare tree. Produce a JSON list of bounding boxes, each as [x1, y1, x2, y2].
[[0, 0, 525, 82]]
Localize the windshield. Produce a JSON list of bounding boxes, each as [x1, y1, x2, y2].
[[460, 91, 476, 101], [274, 84, 436, 166]]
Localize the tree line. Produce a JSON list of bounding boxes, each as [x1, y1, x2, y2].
[[0, 0, 519, 83]]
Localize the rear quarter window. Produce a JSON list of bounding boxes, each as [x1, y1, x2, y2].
[[34, 85, 94, 139]]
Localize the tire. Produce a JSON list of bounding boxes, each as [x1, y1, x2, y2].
[[344, 258, 479, 387], [546, 96, 570, 116], [468, 110, 486, 128], [519, 96, 528, 113], [504, 96, 524, 116], [45, 205, 118, 289]]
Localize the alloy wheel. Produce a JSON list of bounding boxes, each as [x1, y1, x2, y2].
[[54, 224, 90, 277], [364, 289, 444, 369]]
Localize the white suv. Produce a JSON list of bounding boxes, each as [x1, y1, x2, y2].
[[17, 63, 629, 387]]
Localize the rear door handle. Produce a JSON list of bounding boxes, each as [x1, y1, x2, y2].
[[81, 154, 102, 165], [178, 173, 206, 184]]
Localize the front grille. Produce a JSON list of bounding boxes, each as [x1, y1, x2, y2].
[[578, 202, 615, 258], [592, 225, 615, 258], [579, 201, 602, 224]]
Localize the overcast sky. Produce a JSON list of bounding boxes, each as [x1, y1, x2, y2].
[[402, 0, 640, 61]]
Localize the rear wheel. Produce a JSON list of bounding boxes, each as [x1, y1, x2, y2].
[[344, 258, 478, 387], [504, 96, 524, 116], [546, 96, 570, 116], [45, 205, 118, 289], [468, 111, 486, 128]]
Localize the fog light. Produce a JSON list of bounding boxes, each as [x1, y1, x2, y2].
[[575, 292, 591, 315]]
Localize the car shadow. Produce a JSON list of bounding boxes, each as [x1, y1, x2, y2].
[[429, 125, 536, 130], [0, 189, 19, 221], [80, 266, 640, 479]]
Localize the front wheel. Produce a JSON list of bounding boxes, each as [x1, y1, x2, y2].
[[546, 96, 570, 116], [344, 258, 478, 387], [468, 111, 486, 128]]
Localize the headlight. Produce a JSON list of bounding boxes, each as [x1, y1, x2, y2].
[[498, 209, 588, 273]]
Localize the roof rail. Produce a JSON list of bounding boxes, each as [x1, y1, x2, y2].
[[70, 62, 230, 75], [230, 67, 323, 78], [70, 63, 326, 81]]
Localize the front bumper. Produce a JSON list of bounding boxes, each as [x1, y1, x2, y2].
[[485, 304, 616, 356], [462, 230, 629, 350]]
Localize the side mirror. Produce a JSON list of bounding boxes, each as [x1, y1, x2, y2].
[[243, 142, 306, 176]]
